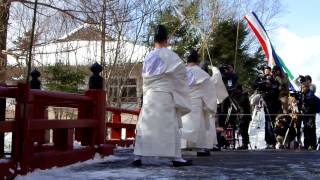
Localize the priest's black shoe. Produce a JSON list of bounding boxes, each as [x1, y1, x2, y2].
[[211, 146, 221, 151], [132, 159, 142, 167], [237, 145, 248, 150], [172, 160, 193, 167], [197, 151, 210, 156]]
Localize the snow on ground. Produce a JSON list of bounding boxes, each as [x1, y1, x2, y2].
[[14, 153, 232, 180], [0, 159, 9, 164], [14, 150, 320, 180], [15, 154, 127, 180], [14, 152, 182, 180]]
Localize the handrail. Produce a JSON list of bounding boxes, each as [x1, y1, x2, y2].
[[30, 119, 97, 130], [0, 86, 17, 98], [106, 107, 140, 115], [105, 122, 135, 129], [0, 121, 15, 133], [31, 90, 93, 104]]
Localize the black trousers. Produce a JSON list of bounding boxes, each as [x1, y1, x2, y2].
[[265, 115, 276, 145], [302, 116, 317, 149], [239, 120, 250, 146]]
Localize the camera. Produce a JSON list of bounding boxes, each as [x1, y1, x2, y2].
[[257, 64, 268, 71], [254, 77, 266, 92], [298, 75, 306, 84], [290, 90, 302, 101], [219, 64, 229, 75]]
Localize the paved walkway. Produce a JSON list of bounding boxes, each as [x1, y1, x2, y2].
[[17, 150, 320, 180]]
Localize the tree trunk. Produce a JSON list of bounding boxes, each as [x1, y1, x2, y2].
[[0, 0, 10, 83], [100, 0, 106, 90], [0, 0, 10, 158]]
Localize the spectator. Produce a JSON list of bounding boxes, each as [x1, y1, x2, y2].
[[234, 85, 251, 149], [273, 66, 290, 114], [305, 75, 317, 93], [295, 75, 317, 93], [298, 83, 318, 150]]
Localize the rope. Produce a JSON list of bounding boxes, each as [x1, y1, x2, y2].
[[172, 4, 213, 65], [214, 113, 317, 117]]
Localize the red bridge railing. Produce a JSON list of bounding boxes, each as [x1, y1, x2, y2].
[[106, 107, 139, 147], [0, 83, 139, 179], [0, 84, 18, 179]]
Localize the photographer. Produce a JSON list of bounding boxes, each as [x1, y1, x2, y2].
[[263, 76, 281, 148], [295, 75, 317, 93], [253, 67, 281, 149], [221, 64, 238, 93], [218, 64, 239, 128], [273, 66, 290, 114], [264, 66, 272, 76], [234, 85, 251, 149], [298, 83, 318, 150]]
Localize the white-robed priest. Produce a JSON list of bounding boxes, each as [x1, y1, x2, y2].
[[133, 25, 192, 167], [181, 50, 228, 156], [207, 65, 229, 150]]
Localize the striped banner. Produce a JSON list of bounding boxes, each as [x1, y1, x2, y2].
[[244, 11, 295, 88]]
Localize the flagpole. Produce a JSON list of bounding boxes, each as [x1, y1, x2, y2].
[[26, 0, 38, 83], [233, 0, 242, 72]]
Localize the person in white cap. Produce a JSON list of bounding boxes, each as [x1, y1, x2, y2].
[[133, 25, 192, 167]]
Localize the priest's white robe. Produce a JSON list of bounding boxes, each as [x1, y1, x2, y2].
[[206, 67, 229, 147], [181, 65, 227, 149], [134, 48, 191, 158]]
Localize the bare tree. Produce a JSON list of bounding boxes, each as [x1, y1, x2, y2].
[[1, 0, 284, 107], [0, 0, 10, 83]]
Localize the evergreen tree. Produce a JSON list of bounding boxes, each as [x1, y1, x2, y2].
[[149, 9, 262, 90], [147, 4, 201, 58], [204, 19, 260, 90], [43, 63, 88, 93]]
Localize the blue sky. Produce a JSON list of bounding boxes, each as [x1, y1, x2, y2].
[[275, 0, 320, 37]]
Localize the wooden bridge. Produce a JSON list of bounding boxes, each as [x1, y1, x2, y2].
[[0, 63, 138, 179]]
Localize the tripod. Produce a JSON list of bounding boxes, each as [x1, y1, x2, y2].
[[260, 94, 277, 148], [224, 96, 241, 149]]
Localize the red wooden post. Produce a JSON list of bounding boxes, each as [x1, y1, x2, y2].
[[126, 109, 140, 139], [85, 90, 106, 145], [14, 83, 34, 173], [126, 127, 135, 139], [0, 84, 6, 157], [31, 105, 46, 146], [76, 104, 94, 146], [29, 69, 47, 149], [111, 112, 121, 139], [53, 129, 74, 151]]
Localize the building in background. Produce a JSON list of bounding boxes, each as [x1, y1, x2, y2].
[[6, 24, 148, 109]]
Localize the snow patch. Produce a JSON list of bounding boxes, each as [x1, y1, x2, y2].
[[115, 144, 134, 150], [0, 159, 10, 164], [9, 168, 15, 174], [15, 154, 126, 180], [73, 140, 87, 149]]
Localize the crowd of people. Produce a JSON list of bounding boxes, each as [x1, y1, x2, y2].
[[216, 63, 318, 151], [132, 25, 319, 167], [194, 51, 319, 152]]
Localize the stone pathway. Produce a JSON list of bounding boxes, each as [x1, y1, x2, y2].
[[16, 150, 320, 180]]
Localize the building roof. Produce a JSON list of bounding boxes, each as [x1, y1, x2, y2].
[[57, 24, 114, 42], [7, 24, 149, 66]]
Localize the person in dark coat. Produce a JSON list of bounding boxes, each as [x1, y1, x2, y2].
[[234, 85, 251, 149], [299, 83, 318, 150]]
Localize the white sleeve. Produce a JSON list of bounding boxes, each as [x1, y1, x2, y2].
[[186, 68, 196, 86], [142, 52, 165, 77]]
